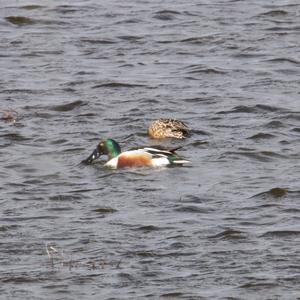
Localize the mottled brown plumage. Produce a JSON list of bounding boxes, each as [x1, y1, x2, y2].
[[148, 118, 190, 139]]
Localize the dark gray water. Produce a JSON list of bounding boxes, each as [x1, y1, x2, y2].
[[1, 0, 300, 299]]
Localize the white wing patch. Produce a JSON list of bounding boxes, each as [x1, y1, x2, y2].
[[151, 157, 170, 167]]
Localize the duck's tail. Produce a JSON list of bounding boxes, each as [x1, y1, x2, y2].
[[168, 153, 190, 165], [172, 159, 190, 164]]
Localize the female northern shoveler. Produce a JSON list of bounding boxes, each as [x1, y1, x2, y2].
[[148, 118, 190, 139], [82, 139, 189, 169]]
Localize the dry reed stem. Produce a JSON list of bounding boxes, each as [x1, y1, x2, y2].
[[45, 243, 119, 270]]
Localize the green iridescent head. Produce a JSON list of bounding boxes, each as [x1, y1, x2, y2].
[[82, 139, 121, 164]]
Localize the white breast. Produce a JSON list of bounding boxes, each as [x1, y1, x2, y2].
[[105, 157, 119, 169]]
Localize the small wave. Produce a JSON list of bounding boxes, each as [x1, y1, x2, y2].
[[1, 133, 29, 141], [217, 104, 286, 115], [0, 88, 42, 95], [258, 10, 288, 17], [32, 112, 53, 119], [184, 64, 226, 75], [251, 187, 288, 199], [174, 205, 213, 214], [239, 282, 278, 289], [256, 104, 286, 112], [263, 120, 285, 128], [181, 97, 204, 103], [153, 10, 181, 21], [0, 276, 40, 284], [261, 230, 300, 238], [161, 292, 183, 298], [115, 18, 143, 25], [5, 15, 68, 26], [233, 52, 266, 59], [24, 50, 64, 56], [265, 57, 300, 65], [284, 113, 300, 121], [46, 5, 96, 15], [188, 140, 209, 147], [93, 207, 117, 214], [20, 5, 44, 10], [5, 16, 35, 26], [62, 80, 87, 87], [46, 207, 73, 212], [180, 35, 221, 44], [92, 82, 146, 89], [247, 133, 276, 140], [132, 250, 158, 257], [220, 150, 284, 162], [283, 208, 300, 213], [209, 229, 247, 240], [217, 105, 256, 114], [136, 225, 167, 232], [0, 225, 19, 232], [180, 195, 206, 203], [49, 194, 83, 201], [260, 151, 285, 158], [49, 100, 86, 112], [268, 24, 300, 30], [117, 35, 143, 42], [80, 38, 116, 45]]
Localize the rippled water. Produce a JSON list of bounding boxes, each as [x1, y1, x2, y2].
[[1, 0, 300, 299]]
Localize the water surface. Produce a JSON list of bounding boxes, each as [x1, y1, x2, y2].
[[1, 0, 300, 299]]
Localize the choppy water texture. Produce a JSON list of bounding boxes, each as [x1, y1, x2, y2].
[[1, 0, 300, 299]]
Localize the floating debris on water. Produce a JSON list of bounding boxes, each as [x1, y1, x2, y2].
[[0, 109, 19, 125], [45, 243, 121, 270]]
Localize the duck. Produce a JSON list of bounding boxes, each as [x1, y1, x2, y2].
[[82, 139, 189, 169], [148, 118, 190, 139]]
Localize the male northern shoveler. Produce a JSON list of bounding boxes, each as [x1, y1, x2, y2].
[[82, 139, 189, 169], [148, 118, 190, 139]]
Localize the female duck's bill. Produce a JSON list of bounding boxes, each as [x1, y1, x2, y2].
[[148, 118, 190, 139], [81, 139, 189, 169]]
